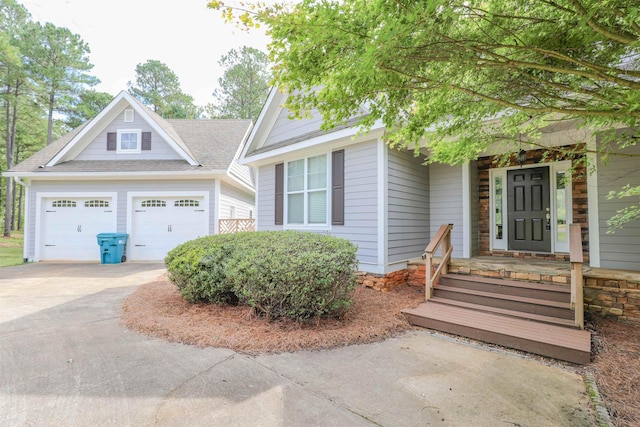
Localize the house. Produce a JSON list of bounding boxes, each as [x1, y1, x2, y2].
[[240, 88, 639, 363], [3, 91, 255, 262], [242, 89, 640, 275]]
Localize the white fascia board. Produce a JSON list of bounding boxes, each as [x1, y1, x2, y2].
[[241, 122, 386, 167], [8, 170, 229, 181], [47, 91, 198, 167], [46, 91, 129, 166], [223, 170, 255, 194], [240, 88, 285, 161]]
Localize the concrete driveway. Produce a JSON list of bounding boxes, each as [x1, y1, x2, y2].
[[0, 263, 597, 426]]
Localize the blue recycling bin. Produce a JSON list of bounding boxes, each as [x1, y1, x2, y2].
[[96, 233, 128, 264]]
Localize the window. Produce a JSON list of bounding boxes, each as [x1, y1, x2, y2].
[[52, 200, 76, 208], [141, 199, 166, 208], [117, 129, 141, 153], [85, 200, 109, 208], [286, 154, 328, 225], [175, 199, 199, 207]]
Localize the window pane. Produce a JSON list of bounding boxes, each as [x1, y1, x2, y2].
[[494, 176, 503, 240], [307, 155, 327, 190], [308, 190, 327, 224], [287, 193, 304, 224], [121, 133, 138, 150], [287, 160, 304, 191], [556, 171, 567, 242]]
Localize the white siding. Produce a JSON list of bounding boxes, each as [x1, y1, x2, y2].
[[596, 141, 640, 270], [76, 110, 182, 161], [429, 163, 464, 258], [219, 182, 255, 219], [332, 141, 379, 265], [28, 179, 217, 260], [387, 149, 430, 263], [263, 107, 325, 147]]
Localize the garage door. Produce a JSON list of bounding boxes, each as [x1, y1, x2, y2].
[[41, 197, 116, 261], [130, 196, 207, 260]]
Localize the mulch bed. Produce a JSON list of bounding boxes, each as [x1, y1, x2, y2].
[[122, 275, 639, 426], [122, 274, 424, 354], [585, 315, 640, 427]]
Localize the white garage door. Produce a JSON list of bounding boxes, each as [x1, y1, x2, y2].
[[130, 196, 208, 260], [41, 197, 116, 261]]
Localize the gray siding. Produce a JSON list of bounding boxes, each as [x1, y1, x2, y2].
[[429, 163, 464, 258], [263, 107, 325, 147], [386, 149, 430, 263], [332, 140, 379, 265], [256, 164, 281, 231], [220, 182, 255, 219], [76, 110, 182, 161], [255, 140, 379, 264], [597, 141, 640, 270], [27, 179, 217, 259]]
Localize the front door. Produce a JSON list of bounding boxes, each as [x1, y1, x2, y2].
[[507, 167, 551, 252]]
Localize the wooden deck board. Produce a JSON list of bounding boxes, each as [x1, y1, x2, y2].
[[403, 302, 591, 364], [441, 273, 571, 293]]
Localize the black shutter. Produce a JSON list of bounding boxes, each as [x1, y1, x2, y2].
[[141, 132, 151, 150], [106, 132, 116, 151], [275, 163, 284, 225], [332, 150, 345, 225]]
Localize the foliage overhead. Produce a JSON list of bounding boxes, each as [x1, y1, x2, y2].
[[127, 59, 200, 119], [209, 46, 271, 121], [210, 0, 640, 228]]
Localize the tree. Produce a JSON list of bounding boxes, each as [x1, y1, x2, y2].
[[65, 89, 113, 129], [210, 46, 271, 121], [23, 22, 98, 145], [127, 59, 199, 118], [209, 0, 640, 228]]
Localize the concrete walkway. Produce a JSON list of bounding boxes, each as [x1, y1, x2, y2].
[[0, 263, 597, 426]]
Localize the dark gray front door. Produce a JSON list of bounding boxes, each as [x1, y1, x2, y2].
[[507, 167, 551, 252]]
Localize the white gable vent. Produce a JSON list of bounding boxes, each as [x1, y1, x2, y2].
[[124, 108, 134, 123]]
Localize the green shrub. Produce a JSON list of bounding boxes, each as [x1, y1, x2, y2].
[[165, 231, 359, 321]]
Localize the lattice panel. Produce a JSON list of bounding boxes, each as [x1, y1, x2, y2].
[[219, 219, 256, 234]]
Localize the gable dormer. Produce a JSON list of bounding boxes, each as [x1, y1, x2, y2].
[[46, 91, 198, 167]]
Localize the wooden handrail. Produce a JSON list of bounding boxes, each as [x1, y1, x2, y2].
[[423, 224, 453, 301], [569, 224, 584, 329]]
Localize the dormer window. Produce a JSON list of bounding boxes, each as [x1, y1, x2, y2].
[[117, 129, 141, 153], [124, 109, 134, 122]]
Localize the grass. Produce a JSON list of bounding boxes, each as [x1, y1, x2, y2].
[[0, 231, 25, 267]]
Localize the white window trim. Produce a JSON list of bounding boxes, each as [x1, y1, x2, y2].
[[283, 153, 331, 230], [489, 161, 572, 253], [117, 129, 141, 154]]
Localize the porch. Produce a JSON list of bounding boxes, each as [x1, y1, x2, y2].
[[401, 224, 640, 365]]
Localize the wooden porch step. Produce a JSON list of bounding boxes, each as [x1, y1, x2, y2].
[[429, 297, 578, 328], [439, 274, 570, 303], [434, 285, 574, 319], [403, 302, 591, 364]]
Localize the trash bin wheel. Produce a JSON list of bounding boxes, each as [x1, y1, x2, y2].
[[121, 255, 127, 262]]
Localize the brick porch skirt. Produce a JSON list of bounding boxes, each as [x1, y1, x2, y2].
[[357, 264, 640, 324]]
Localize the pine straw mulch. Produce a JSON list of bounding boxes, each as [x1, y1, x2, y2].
[[121, 273, 424, 355], [122, 275, 640, 427], [585, 315, 640, 427]]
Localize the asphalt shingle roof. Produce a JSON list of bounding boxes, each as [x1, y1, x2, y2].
[[9, 116, 252, 175]]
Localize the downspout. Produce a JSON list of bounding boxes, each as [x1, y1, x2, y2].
[[13, 176, 30, 262]]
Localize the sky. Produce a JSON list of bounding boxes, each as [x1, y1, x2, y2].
[[20, 0, 270, 106]]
